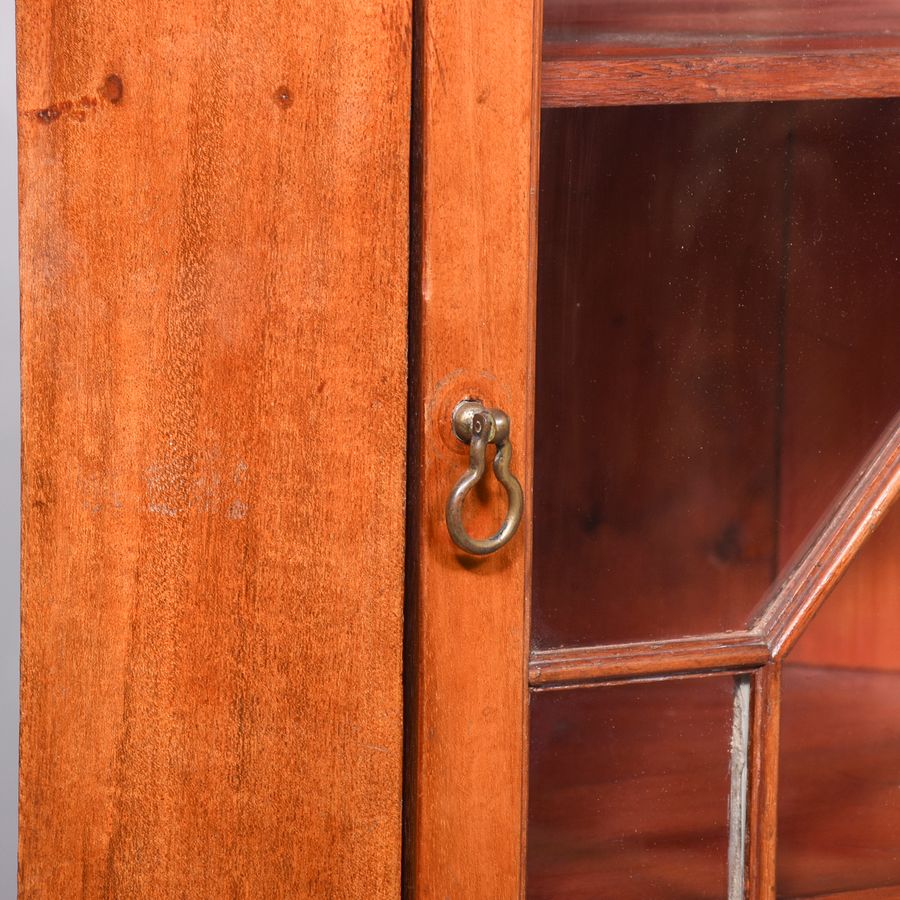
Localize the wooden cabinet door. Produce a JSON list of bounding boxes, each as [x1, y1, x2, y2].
[[407, 2, 900, 898], [17, 1, 411, 896], [405, 0, 541, 895]]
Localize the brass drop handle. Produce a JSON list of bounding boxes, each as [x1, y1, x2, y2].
[[446, 400, 524, 555]]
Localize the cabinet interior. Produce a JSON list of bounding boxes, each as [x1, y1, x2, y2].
[[529, 95, 900, 897]]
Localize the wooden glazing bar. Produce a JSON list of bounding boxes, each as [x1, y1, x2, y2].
[[529, 631, 772, 687], [756, 413, 900, 659], [745, 663, 782, 899]]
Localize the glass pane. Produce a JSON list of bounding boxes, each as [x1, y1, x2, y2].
[[527, 676, 738, 898], [778, 503, 900, 897], [533, 98, 900, 649]]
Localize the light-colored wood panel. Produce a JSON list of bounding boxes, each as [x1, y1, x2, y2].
[[405, 0, 541, 895], [18, 1, 410, 895]]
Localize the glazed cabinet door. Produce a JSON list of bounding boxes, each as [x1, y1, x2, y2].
[[408, 1, 900, 898], [18, 0, 411, 895]]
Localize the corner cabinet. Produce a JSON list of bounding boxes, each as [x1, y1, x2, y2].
[[408, 1, 900, 898]]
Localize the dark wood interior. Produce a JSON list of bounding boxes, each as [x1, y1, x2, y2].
[[533, 97, 900, 651], [531, 4, 900, 895], [542, 0, 900, 106], [778, 658, 900, 896], [534, 101, 786, 648], [531, 94, 900, 896], [528, 627, 900, 900], [788, 503, 900, 672], [773, 495, 900, 896], [527, 676, 734, 899]]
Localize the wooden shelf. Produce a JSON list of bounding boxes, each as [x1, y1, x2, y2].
[[543, 0, 900, 106]]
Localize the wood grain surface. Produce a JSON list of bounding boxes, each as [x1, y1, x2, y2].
[[528, 676, 735, 899], [794, 887, 900, 900], [404, 0, 541, 895], [773, 99, 900, 670], [18, 0, 411, 895], [746, 663, 781, 900], [530, 632, 771, 687], [545, 0, 900, 40], [533, 104, 789, 649], [778, 665, 900, 896], [788, 502, 900, 671], [543, 49, 900, 109], [526, 95, 900, 896], [542, 0, 900, 106], [535, 98, 900, 662], [755, 412, 900, 659]]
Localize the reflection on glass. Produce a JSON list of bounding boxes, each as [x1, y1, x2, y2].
[[527, 676, 737, 898], [533, 98, 900, 648], [778, 502, 900, 897]]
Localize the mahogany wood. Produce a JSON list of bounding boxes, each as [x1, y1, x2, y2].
[[531, 95, 900, 896], [746, 663, 781, 900], [775, 99, 900, 670], [533, 103, 790, 648], [545, 0, 900, 43], [535, 98, 900, 664], [754, 412, 900, 659], [543, 0, 900, 106], [789, 503, 900, 671], [778, 665, 900, 896], [18, 0, 411, 895], [528, 22, 900, 900], [795, 888, 900, 900], [529, 663, 900, 900], [543, 49, 900, 109], [18, 0, 900, 894], [405, 0, 541, 894], [528, 676, 735, 898], [530, 632, 771, 687]]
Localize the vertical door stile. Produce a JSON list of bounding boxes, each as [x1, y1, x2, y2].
[[406, 0, 542, 895]]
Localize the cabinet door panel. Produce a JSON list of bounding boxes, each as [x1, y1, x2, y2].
[[18, 1, 410, 895]]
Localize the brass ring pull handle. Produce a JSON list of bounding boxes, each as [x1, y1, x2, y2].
[[446, 400, 524, 555]]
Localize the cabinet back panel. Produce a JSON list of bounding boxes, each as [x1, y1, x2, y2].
[[527, 676, 735, 898], [778, 506, 900, 894], [533, 99, 900, 649], [778, 655, 900, 895]]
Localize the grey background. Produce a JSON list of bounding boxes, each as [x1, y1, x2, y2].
[[2, 0, 19, 894]]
